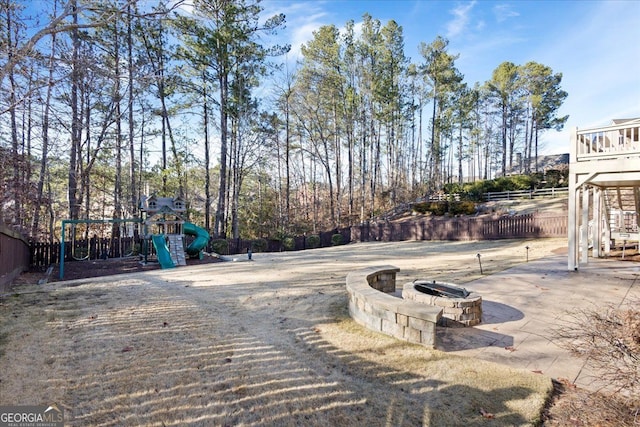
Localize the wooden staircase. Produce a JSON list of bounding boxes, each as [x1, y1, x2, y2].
[[167, 234, 187, 266], [602, 186, 640, 249]]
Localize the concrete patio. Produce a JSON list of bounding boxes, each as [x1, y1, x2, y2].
[[436, 254, 640, 391]]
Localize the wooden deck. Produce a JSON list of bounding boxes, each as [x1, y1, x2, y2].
[[568, 118, 640, 270]]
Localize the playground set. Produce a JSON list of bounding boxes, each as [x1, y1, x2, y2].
[[59, 195, 210, 279]]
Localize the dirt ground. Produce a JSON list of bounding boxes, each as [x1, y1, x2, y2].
[[26, 244, 640, 285], [48, 255, 223, 282], [2, 238, 638, 426]]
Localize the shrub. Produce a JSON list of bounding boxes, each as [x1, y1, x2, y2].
[[554, 299, 640, 399], [544, 168, 569, 187], [461, 181, 494, 202], [496, 174, 537, 191], [441, 175, 566, 202], [413, 201, 475, 216], [448, 201, 476, 216], [282, 236, 295, 251], [331, 233, 344, 246], [412, 201, 448, 215], [131, 243, 141, 256], [306, 234, 321, 249], [210, 239, 228, 255], [412, 202, 429, 214], [252, 238, 267, 252], [442, 182, 464, 194], [429, 202, 448, 216]]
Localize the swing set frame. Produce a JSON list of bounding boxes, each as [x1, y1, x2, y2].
[[59, 218, 143, 279]]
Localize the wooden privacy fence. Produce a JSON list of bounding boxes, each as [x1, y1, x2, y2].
[[1, 224, 31, 292], [28, 213, 567, 269], [30, 240, 60, 269], [30, 227, 354, 267], [351, 213, 567, 242], [31, 236, 139, 269], [207, 229, 351, 256]]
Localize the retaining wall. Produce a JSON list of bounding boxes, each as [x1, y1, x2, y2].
[[346, 266, 442, 348]]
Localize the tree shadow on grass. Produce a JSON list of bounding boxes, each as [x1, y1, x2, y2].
[[10, 271, 549, 426]]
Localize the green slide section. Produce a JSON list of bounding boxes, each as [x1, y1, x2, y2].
[[151, 234, 175, 269], [184, 222, 210, 257]]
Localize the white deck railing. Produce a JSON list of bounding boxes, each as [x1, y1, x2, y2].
[[574, 120, 640, 160]]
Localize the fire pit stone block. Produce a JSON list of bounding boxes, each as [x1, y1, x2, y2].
[[402, 280, 482, 327], [346, 266, 443, 348]]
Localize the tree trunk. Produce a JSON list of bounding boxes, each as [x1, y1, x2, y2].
[[230, 115, 239, 239], [214, 69, 229, 238], [501, 102, 507, 177], [332, 103, 340, 226], [534, 122, 539, 173], [457, 122, 463, 184], [369, 117, 379, 218], [6, 7, 21, 227], [82, 87, 90, 219], [285, 91, 291, 226], [418, 103, 424, 184], [33, 18, 57, 236], [68, 0, 80, 220], [430, 86, 441, 189], [202, 72, 211, 231], [127, 3, 136, 216], [114, 20, 122, 218], [275, 116, 283, 229], [360, 107, 367, 222]]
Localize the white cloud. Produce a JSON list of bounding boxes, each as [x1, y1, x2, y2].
[[288, 13, 327, 60], [338, 20, 363, 41], [446, 1, 477, 38], [170, 0, 194, 16], [261, 1, 329, 62], [492, 4, 519, 23]]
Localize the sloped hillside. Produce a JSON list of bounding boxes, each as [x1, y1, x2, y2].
[[382, 197, 568, 224]]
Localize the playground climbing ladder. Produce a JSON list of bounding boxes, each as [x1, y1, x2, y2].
[[168, 235, 187, 266]]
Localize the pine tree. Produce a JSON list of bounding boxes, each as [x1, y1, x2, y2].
[[487, 61, 520, 177], [520, 61, 568, 172], [419, 36, 463, 189]]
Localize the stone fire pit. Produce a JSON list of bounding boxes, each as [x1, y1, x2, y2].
[[402, 280, 482, 327]]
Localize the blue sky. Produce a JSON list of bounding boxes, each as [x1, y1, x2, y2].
[[262, 0, 640, 155]]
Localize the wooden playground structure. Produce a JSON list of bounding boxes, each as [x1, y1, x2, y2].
[[58, 195, 210, 279]]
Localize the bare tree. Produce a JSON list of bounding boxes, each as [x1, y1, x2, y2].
[[31, 2, 58, 236]]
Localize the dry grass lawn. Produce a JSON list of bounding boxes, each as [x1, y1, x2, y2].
[[0, 239, 567, 426]]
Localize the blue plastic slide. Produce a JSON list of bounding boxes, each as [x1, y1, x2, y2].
[[151, 235, 175, 269], [183, 222, 210, 257]]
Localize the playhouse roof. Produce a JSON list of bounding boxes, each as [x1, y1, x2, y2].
[[142, 195, 186, 213]]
